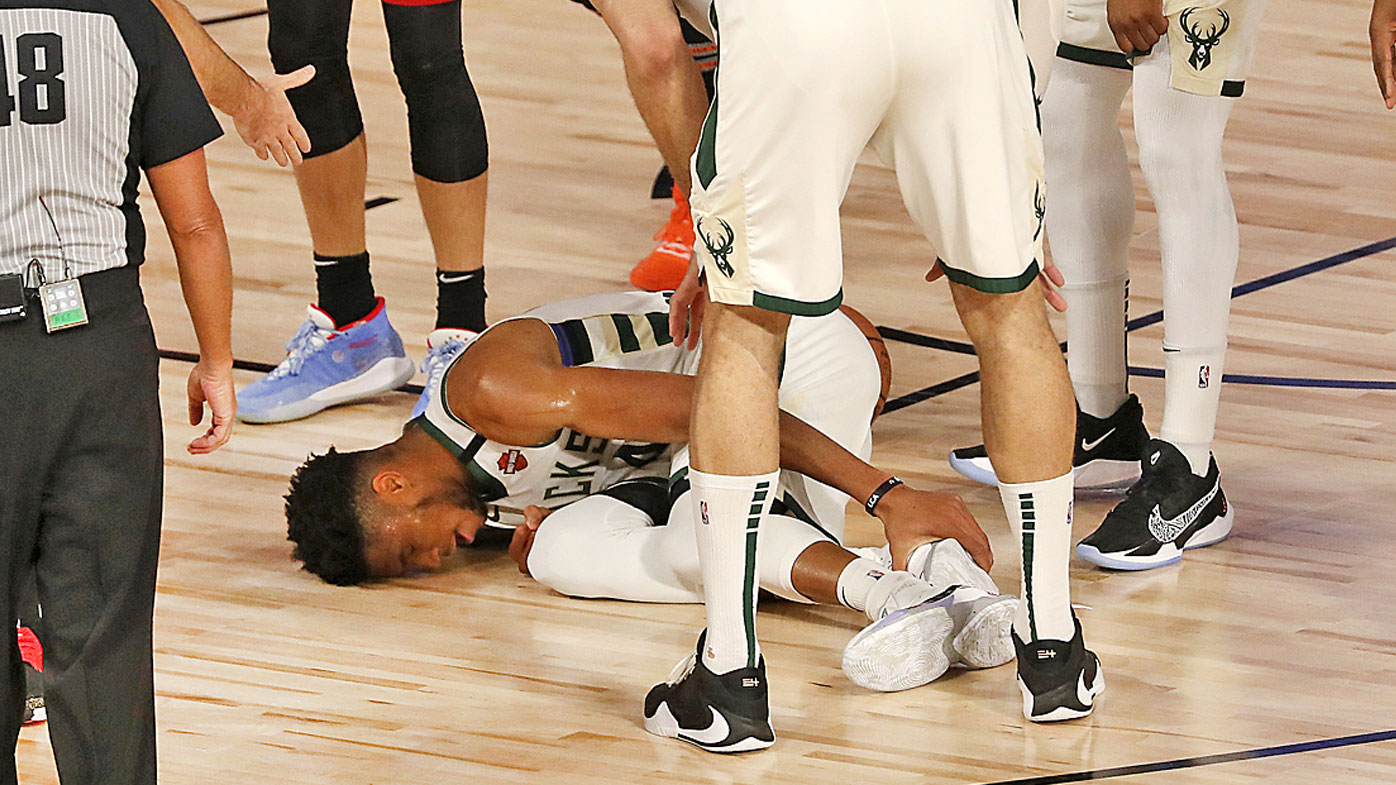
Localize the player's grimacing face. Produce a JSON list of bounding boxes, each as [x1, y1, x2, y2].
[[363, 475, 485, 578]]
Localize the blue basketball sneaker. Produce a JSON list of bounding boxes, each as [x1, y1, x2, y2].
[[410, 328, 478, 419], [237, 298, 416, 423]]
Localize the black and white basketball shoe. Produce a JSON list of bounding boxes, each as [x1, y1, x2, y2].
[[1014, 617, 1104, 722], [644, 632, 775, 753], [1076, 439, 1233, 570], [948, 394, 1150, 491]]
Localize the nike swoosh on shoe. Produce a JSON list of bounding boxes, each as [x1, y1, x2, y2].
[[1147, 479, 1220, 543], [679, 707, 732, 747], [1081, 427, 1116, 452]]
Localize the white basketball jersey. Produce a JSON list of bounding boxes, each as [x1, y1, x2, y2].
[[418, 292, 694, 527]]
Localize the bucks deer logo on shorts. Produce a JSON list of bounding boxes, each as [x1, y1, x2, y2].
[[1032, 184, 1046, 242], [697, 216, 737, 278], [1179, 8, 1230, 71]]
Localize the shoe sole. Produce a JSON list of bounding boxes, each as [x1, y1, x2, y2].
[[842, 597, 955, 692], [948, 452, 1140, 492], [951, 596, 1018, 670], [1076, 504, 1235, 571], [643, 704, 774, 753], [1073, 460, 1142, 492], [1018, 666, 1106, 722], [237, 356, 416, 423]]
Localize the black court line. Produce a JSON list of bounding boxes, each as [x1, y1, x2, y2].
[[198, 8, 268, 26], [1127, 366, 1396, 390], [156, 349, 426, 395], [981, 728, 1396, 785], [880, 234, 1396, 412]]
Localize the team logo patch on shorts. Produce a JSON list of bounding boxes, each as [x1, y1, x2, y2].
[[498, 449, 528, 475], [697, 216, 737, 278], [1179, 7, 1229, 71]]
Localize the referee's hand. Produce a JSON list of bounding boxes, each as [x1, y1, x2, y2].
[[187, 360, 235, 454], [235, 66, 315, 167]]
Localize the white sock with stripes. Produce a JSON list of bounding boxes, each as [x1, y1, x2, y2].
[[691, 468, 780, 674], [999, 473, 1076, 642]]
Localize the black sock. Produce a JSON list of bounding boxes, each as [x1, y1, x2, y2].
[[313, 251, 376, 327], [435, 268, 487, 331]]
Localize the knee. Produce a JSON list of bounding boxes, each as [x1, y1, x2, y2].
[[386, 28, 488, 181], [951, 284, 1049, 352], [614, 18, 691, 85]]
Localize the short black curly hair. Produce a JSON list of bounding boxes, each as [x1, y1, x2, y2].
[[285, 447, 374, 586]]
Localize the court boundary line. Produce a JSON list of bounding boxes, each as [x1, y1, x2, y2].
[[979, 728, 1396, 785], [880, 234, 1396, 413]]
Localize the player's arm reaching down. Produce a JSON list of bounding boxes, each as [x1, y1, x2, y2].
[[150, 0, 314, 165], [452, 320, 992, 570]]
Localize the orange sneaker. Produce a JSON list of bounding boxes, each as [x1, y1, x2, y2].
[[630, 186, 695, 291]]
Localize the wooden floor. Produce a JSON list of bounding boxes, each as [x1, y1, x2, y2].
[[17, 0, 1396, 782]]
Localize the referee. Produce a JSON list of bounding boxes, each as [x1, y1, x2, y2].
[[0, 1, 235, 783]]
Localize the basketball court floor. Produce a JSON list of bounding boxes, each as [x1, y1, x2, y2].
[[16, 0, 1396, 782]]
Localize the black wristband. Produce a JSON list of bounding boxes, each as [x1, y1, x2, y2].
[[864, 476, 904, 516]]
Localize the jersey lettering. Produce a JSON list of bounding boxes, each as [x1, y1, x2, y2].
[[543, 457, 601, 501]]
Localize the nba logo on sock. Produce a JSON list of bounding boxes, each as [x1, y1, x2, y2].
[[700, 501, 711, 526], [1198, 365, 1211, 388]]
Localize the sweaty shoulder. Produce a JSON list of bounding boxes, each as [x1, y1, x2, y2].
[[443, 318, 566, 443]]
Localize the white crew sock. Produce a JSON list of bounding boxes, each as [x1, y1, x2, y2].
[[999, 473, 1075, 642], [1161, 344, 1226, 475], [691, 467, 779, 674], [1042, 58, 1135, 419]]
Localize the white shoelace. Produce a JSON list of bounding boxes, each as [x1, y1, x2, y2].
[[266, 321, 334, 379]]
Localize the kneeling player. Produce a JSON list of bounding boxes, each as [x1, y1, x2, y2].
[[284, 292, 1014, 691]]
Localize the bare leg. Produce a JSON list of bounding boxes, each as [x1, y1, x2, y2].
[[951, 283, 1073, 483], [593, 0, 709, 196], [293, 134, 368, 257], [414, 171, 487, 273], [689, 302, 789, 672], [951, 281, 1076, 643]]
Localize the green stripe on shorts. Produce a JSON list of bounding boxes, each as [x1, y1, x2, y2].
[[752, 289, 844, 316], [938, 259, 1040, 294], [695, 4, 721, 189]]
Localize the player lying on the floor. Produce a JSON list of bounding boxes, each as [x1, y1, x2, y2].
[[283, 291, 1016, 690]]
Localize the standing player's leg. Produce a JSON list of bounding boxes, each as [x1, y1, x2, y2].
[[644, 301, 786, 751], [589, 0, 713, 290], [382, 0, 489, 335], [1076, 0, 1263, 569], [947, 1, 1149, 492], [241, 0, 415, 423], [882, 0, 1102, 721], [380, 0, 493, 418], [1074, 50, 1238, 566], [1043, 56, 1151, 491], [647, 0, 886, 751]]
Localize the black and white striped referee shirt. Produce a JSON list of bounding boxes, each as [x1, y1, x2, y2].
[[0, 0, 221, 280]]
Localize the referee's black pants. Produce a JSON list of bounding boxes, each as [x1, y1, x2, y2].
[[0, 267, 162, 785]]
